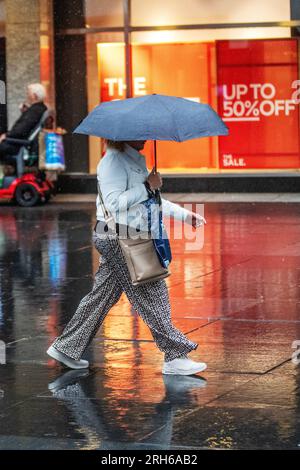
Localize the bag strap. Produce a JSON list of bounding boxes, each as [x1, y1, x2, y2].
[[97, 180, 112, 223]]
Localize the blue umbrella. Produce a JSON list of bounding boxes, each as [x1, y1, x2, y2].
[[74, 94, 228, 168], [75, 95, 226, 264], [74, 93, 228, 142]]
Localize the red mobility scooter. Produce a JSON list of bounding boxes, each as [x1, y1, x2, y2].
[[0, 110, 56, 207]]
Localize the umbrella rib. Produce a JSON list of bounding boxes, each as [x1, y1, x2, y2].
[[155, 95, 181, 141], [112, 97, 152, 140]]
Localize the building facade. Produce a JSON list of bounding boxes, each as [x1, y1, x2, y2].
[[0, 0, 300, 190]]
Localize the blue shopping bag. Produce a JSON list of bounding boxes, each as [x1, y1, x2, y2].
[[142, 193, 172, 269], [44, 132, 65, 170]]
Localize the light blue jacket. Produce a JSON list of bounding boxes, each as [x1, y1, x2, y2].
[[96, 143, 191, 230]]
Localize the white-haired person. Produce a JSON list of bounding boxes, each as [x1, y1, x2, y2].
[[0, 83, 47, 173]]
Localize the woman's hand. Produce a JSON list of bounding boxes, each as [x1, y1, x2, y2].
[[146, 167, 163, 190], [186, 212, 207, 228]]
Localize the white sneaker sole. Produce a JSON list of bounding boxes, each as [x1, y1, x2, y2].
[[48, 370, 90, 391], [162, 363, 207, 376], [47, 346, 89, 370]]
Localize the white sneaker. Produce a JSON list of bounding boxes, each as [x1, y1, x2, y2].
[[162, 357, 207, 375], [47, 345, 89, 370]]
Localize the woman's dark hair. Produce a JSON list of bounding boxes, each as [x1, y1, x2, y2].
[[106, 140, 125, 151]]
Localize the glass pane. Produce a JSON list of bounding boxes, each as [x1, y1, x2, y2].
[[129, 36, 299, 173], [132, 25, 291, 42], [131, 41, 219, 172], [86, 32, 125, 172], [132, 0, 290, 26], [84, 0, 123, 28], [88, 29, 300, 174]]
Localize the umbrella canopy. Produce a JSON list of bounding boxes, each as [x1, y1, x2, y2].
[[73, 94, 229, 142]]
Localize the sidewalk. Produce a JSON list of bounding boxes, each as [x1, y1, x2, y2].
[[0, 198, 300, 449], [53, 192, 300, 203]]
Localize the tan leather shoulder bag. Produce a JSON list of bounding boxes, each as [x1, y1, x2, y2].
[[96, 182, 170, 286]]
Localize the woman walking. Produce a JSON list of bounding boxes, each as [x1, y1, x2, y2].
[[47, 140, 207, 375]]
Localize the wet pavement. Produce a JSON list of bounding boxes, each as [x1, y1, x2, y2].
[[0, 199, 300, 450]]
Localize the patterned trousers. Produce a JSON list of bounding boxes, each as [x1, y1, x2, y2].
[[52, 231, 198, 362]]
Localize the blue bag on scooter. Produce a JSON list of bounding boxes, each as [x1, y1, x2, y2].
[[39, 131, 65, 171]]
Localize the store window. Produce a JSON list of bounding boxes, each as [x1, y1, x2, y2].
[[85, 0, 123, 28], [95, 41, 218, 172], [86, 32, 124, 172], [131, 0, 291, 27], [217, 39, 299, 169], [85, 0, 299, 174]]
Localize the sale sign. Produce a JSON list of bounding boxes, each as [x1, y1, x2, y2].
[[217, 39, 300, 169]]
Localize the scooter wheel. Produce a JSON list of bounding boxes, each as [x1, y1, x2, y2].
[[15, 183, 40, 207]]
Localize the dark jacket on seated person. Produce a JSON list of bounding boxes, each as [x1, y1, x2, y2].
[[0, 101, 47, 163], [7, 101, 47, 139]]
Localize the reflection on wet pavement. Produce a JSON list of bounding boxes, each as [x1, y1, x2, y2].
[[0, 201, 300, 449]]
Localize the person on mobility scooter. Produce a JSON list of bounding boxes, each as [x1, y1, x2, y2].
[[0, 83, 57, 206]]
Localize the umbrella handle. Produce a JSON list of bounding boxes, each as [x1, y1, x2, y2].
[[153, 140, 161, 205], [154, 140, 157, 172], [155, 188, 162, 207]]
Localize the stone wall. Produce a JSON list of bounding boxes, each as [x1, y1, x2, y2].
[[5, 0, 54, 127]]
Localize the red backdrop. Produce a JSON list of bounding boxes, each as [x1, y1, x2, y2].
[[217, 39, 300, 169], [98, 39, 300, 171]]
